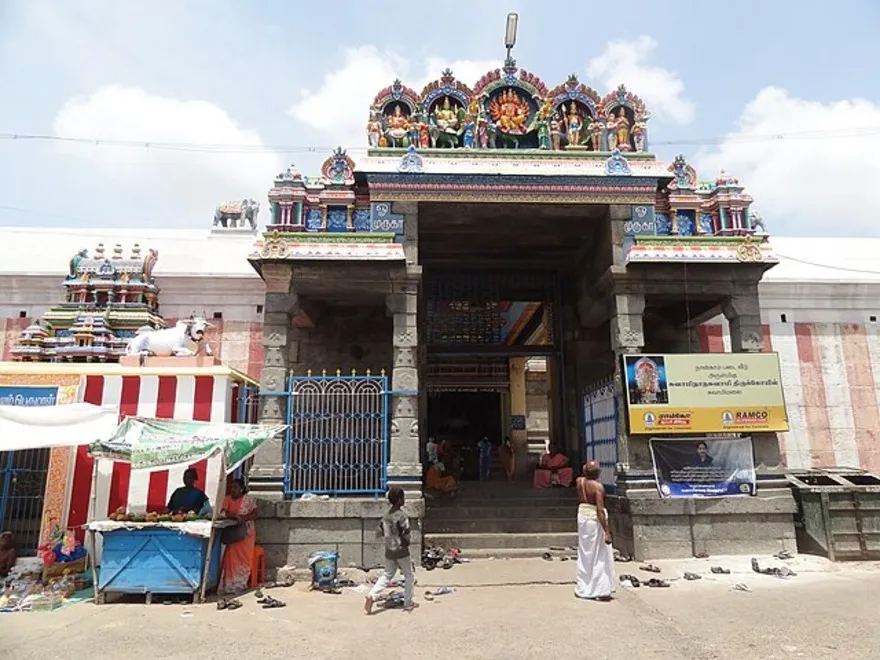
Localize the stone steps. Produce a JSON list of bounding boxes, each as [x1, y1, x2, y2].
[[423, 505, 575, 521], [424, 481, 579, 557], [424, 531, 579, 551], [424, 516, 575, 534]]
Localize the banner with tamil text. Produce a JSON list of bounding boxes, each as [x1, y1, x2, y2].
[[623, 353, 788, 434], [649, 436, 756, 498]]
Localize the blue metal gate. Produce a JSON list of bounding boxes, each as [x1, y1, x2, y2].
[[583, 379, 619, 490], [0, 448, 51, 556], [284, 371, 389, 496]]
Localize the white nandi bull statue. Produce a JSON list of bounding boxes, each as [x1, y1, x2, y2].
[[125, 317, 213, 358]]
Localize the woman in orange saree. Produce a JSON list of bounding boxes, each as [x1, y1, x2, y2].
[[500, 436, 515, 481], [218, 478, 258, 595]]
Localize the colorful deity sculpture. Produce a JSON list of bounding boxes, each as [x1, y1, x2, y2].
[[463, 116, 475, 148], [550, 114, 562, 150], [632, 114, 647, 152], [614, 108, 632, 152], [434, 97, 460, 133], [565, 103, 583, 147], [489, 89, 529, 134], [606, 115, 619, 152], [367, 110, 383, 148], [588, 117, 604, 151], [384, 105, 412, 148]]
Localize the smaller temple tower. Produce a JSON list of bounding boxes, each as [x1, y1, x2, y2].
[[11, 243, 165, 362]]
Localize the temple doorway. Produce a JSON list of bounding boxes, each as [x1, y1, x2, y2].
[[427, 391, 502, 481]]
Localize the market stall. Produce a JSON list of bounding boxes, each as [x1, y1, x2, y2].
[[0, 403, 119, 613], [87, 417, 284, 605]]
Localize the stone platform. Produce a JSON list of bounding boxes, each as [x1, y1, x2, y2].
[[608, 470, 798, 560]]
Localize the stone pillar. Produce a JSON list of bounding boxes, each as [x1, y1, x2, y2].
[[723, 289, 785, 471], [723, 292, 763, 353], [252, 264, 297, 496], [508, 357, 529, 477], [386, 280, 422, 496], [610, 293, 645, 470]]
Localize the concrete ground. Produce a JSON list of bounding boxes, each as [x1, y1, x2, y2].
[[1, 554, 878, 660]]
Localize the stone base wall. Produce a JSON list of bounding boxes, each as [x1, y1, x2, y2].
[[255, 497, 425, 572], [607, 486, 797, 560]]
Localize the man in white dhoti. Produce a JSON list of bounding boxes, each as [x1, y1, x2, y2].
[[575, 460, 614, 601]]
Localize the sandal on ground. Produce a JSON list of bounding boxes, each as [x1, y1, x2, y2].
[[542, 552, 553, 561], [710, 566, 730, 575], [732, 583, 752, 592], [683, 572, 702, 581], [774, 549, 794, 560], [216, 598, 228, 610], [402, 602, 420, 612], [619, 574, 640, 587], [254, 589, 264, 599], [646, 578, 670, 588], [694, 552, 710, 559], [226, 599, 243, 610], [639, 564, 661, 573], [262, 597, 286, 609]]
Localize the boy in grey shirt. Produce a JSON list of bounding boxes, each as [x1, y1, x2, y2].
[[364, 487, 419, 613]]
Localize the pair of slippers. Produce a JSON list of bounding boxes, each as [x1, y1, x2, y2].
[[257, 595, 286, 609], [216, 598, 242, 611]]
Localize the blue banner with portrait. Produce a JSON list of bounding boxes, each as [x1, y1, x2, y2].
[[649, 436, 756, 498], [0, 386, 59, 407]]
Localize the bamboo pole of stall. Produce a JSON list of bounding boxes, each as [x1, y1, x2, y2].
[[87, 458, 100, 604], [198, 452, 226, 604]]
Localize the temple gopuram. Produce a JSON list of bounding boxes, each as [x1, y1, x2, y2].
[[11, 243, 164, 362], [240, 53, 790, 566]]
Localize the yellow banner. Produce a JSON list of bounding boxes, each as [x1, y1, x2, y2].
[[623, 353, 789, 434]]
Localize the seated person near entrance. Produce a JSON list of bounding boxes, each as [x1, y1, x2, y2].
[[0, 531, 16, 578], [425, 461, 458, 499], [167, 468, 211, 515], [533, 445, 574, 488]]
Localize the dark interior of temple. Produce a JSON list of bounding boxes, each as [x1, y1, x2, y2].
[[418, 202, 607, 268], [427, 390, 503, 480]]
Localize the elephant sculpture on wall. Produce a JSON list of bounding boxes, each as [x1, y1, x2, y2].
[[214, 198, 260, 229]]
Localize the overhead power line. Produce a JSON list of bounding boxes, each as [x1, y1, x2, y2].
[[4, 123, 880, 154]]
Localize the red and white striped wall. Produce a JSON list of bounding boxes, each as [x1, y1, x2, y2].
[[62, 369, 256, 540], [700, 321, 880, 473]]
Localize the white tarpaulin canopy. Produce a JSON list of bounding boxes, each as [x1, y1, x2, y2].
[[0, 402, 119, 451]]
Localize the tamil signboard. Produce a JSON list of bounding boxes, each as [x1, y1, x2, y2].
[[623, 353, 788, 434], [0, 386, 59, 407], [649, 436, 756, 498]]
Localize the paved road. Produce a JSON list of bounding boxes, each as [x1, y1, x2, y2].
[[1, 556, 877, 660]]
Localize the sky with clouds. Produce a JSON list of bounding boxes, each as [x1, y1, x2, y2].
[[1, 0, 880, 236]]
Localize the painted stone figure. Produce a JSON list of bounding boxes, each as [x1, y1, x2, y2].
[[434, 97, 460, 133], [606, 114, 618, 152], [384, 105, 411, 147], [588, 117, 604, 151], [550, 114, 562, 150], [463, 116, 475, 148], [632, 114, 647, 152], [614, 108, 632, 152], [367, 110, 382, 148], [565, 103, 583, 147], [537, 115, 550, 149], [489, 89, 529, 134], [419, 121, 430, 148]]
